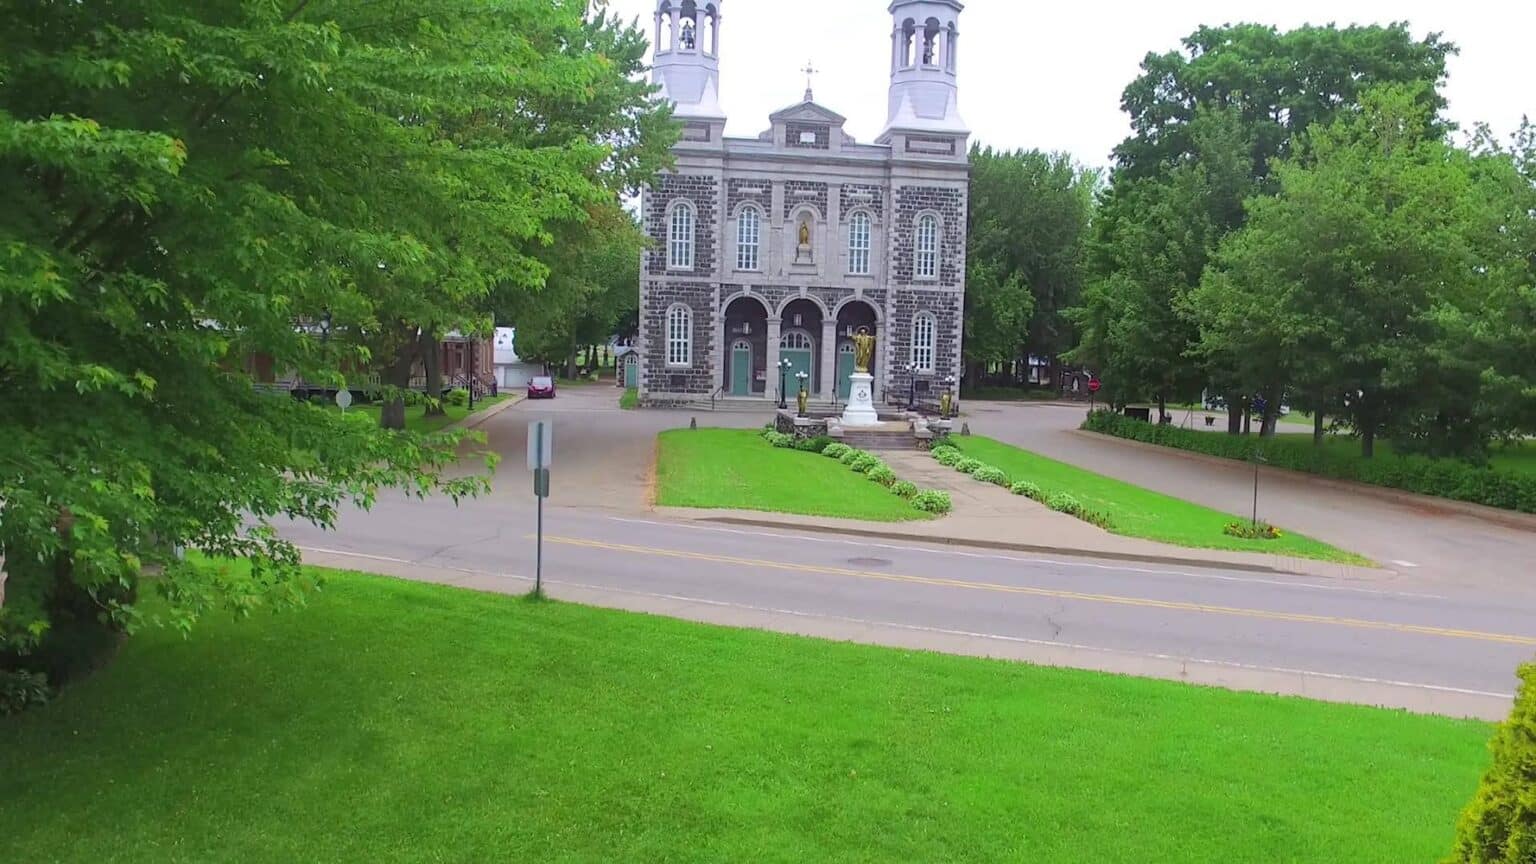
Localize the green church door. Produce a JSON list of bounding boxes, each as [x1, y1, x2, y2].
[[731, 340, 752, 396], [623, 354, 638, 388], [780, 330, 815, 399], [837, 342, 856, 400]]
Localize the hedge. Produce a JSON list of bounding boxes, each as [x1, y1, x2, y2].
[[1082, 411, 1536, 514]]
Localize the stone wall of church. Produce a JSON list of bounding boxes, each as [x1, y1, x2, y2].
[[644, 174, 719, 277], [640, 280, 715, 397], [782, 180, 829, 220], [891, 185, 967, 286], [726, 179, 772, 216], [885, 288, 963, 405]]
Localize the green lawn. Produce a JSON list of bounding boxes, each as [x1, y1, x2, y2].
[[1269, 431, 1536, 477], [0, 569, 1491, 863], [656, 428, 929, 521], [620, 387, 639, 409], [340, 393, 507, 435], [951, 436, 1368, 563]]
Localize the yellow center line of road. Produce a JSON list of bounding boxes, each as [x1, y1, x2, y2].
[[543, 535, 1536, 647]]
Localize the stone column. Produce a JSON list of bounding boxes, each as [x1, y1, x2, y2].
[[872, 320, 885, 404], [819, 317, 837, 398], [765, 316, 782, 403]]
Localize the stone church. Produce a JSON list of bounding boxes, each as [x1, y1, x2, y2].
[[637, 0, 969, 408]]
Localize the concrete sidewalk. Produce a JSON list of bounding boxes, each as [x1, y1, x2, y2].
[[655, 448, 1393, 583]]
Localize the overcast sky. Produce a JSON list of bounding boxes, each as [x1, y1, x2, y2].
[[603, 0, 1532, 167]]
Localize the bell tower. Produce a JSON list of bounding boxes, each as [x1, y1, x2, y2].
[[652, 1, 726, 123], [880, 0, 967, 147]]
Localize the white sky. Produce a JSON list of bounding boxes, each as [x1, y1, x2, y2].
[[603, 0, 1533, 167]]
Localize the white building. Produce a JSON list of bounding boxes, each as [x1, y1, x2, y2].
[[637, 0, 970, 408]]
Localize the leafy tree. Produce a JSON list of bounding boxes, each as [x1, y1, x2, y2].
[[1445, 662, 1536, 863], [963, 147, 1096, 386], [1073, 23, 1454, 427], [0, 0, 669, 678]]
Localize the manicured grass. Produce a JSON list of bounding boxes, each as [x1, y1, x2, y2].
[[1491, 440, 1536, 476], [951, 436, 1369, 563], [0, 569, 1491, 863], [656, 428, 929, 521], [1269, 432, 1536, 477], [620, 387, 639, 409], [340, 394, 507, 435]]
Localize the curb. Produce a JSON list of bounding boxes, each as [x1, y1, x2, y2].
[[691, 515, 1368, 578], [1070, 430, 1536, 534], [453, 394, 525, 431]]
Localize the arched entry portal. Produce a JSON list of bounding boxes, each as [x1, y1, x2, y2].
[[722, 295, 769, 396], [836, 299, 879, 401], [779, 298, 825, 396]]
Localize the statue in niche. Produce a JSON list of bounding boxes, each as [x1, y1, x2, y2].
[[795, 216, 813, 263], [680, 19, 696, 50]]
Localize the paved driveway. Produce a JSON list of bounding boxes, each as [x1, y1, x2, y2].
[[963, 402, 1536, 591], [478, 383, 762, 509]]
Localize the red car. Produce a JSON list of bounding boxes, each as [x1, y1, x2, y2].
[[526, 376, 556, 399]]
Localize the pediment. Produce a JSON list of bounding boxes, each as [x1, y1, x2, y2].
[[768, 100, 847, 126]]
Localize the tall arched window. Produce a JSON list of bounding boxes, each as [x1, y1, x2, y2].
[[848, 211, 872, 276], [736, 205, 761, 271], [666, 304, 693, 367], [668, 202, 695, 270], [910, 312, 936, 373], [915, 213, 939, 279]]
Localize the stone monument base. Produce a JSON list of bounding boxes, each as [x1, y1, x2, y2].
[[840, 372, 880, 427]]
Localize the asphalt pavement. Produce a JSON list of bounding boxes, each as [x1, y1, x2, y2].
[[276, 387, 1536, 719]]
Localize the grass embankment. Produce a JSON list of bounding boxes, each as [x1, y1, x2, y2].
[[951, 436, 1368, 564], [656, 428, 930, 522], [1278, 433, 1536, 477], [620, 387, 639, 409], [0, 569, 1490, 863], [340, 394, 507, 435]]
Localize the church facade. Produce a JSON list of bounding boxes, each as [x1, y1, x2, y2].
[[637, 0, 970, 408]]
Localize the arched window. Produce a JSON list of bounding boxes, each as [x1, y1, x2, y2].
[[668, 202, 695, 270], [704, 4, 718, 56], [679, 0, 698, 50], [915, 213, 939, 279], [901, 19, 916, 67], [666, 304, 693, 367], [736, 205, 761, 271], [946, 22, 959, 72], [848, 211, 872, 275], [910, 312, 936, 373], [658, 2, 674, 52], [781, 330, 813, 351]]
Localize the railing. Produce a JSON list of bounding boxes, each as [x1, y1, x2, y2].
[[708, 385, 725, 412]]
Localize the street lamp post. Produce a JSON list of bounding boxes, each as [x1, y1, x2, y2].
[[795, 370, 810, 417], [777, 358, 793, 410], [941, 374, 957, 419]]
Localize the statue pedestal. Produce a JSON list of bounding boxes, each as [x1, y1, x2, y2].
[[840, 372, 880, 427]]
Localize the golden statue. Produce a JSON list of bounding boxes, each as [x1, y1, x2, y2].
[[851, 326, 876, 373], [798, 219, 811, 248]]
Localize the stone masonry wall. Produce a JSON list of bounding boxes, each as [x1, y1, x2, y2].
[[641, 280, 714, 396], [726, 178, 772, 217], [645, 173, 719, 277], [785, 122, 831, 150], [839, 183, 884, 219], [891, 185, 966, 286], [782, 180, 829, 221], [885, 288, 963, 405]]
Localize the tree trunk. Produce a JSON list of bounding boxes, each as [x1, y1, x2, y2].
[[1157, 393, 1168, 425], [1259, 388, 1281, 438], [421, 330, 445, 416], [565, 337, 578, 380], [1313, 407, 1326, 447], [1226, 393, 1244, 435], [380, 335, 416, 430], [1362, 426, 1376, 459], [1242, 406, 1252, 436]]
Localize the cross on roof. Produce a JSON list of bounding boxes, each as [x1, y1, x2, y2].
[[801, 60, 818, 101]]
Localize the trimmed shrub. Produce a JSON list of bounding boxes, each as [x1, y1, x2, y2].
[[850, 453, 882, 474], [1224, 522, 1282, 540], [867, 465, 897, 487], [1082, 410, 1536, 514], [891, 480, 919, 499], [972, 465, 1010, 486], [795, 435, 833, 454], [1011, 480, 1044, 501], [911, 490, 953, 514], [839, 448, 864, 465], [0, 669, 50, 716], [1446, 663, 1536, 863], [446, 388, 470, 407], [954, 457, 983, 475], [763, 431, 795, 449], [1046, 492, 1083, 516], [931, 445, 961, 464], [823, 442, 851, 460]]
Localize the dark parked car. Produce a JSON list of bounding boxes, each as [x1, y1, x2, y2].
[[527, 376, 556, 399]]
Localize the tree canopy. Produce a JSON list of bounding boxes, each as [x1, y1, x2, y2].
[[0, 0, 672, 670]]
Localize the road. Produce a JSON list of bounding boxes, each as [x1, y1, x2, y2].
[[278, 385, 1536, 719], [969, 401, 1536, 590]]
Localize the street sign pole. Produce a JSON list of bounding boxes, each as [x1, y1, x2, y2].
[[528, 420, 553, 595]]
